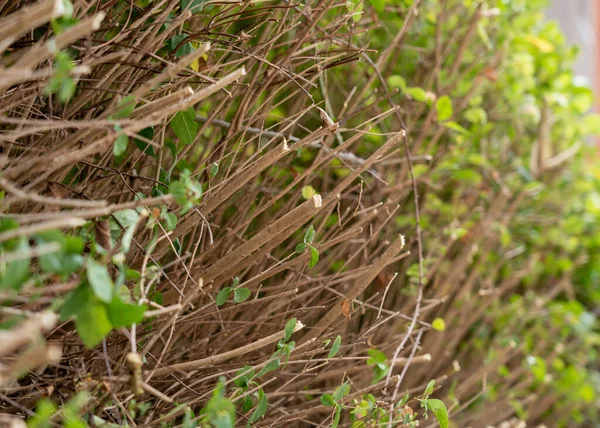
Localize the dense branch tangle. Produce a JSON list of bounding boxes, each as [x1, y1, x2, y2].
[[0, 0, 590, 427]]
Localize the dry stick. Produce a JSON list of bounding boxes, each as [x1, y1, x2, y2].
[[3, 67, 245, 181], [0, 0, 63, 50], [200, 194, 322, 282], [0, 312, 57, 358], [300, 234, 406, 344], [0, 177, 106, 208], [168, 126, 329, 247], [146, 320, 305, 377], [131, 43, 212, 98], [195, 115, 375, 171], [1, 195, 172, 223], [10, 12, 105, 71], [0, 217, 85, 244], [162, 194, 323, 304]]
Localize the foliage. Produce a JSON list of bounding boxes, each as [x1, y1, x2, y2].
[[1, 0, 599, 426]]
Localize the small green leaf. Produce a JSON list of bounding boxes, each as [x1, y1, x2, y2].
[[303, 225, 316, 244], [407, 87, 426, 102], [113, 125, 129, 157], [60, 284, 93, 321], [328, 335, 341, 358], [308, 246, 319, 269], [169, 181, 187, 206], [388, 75, 406, 91], [209, 162, 219, 179], [113, 95, 136, 119], [232, 276, 240, 287], [301, 185, 315, 200], [216, 287, 232, 306], [320, 394, 335, 407], [162, 212, 178, 231], [181, 0, 206, 13], [170, 107, 198, 145], [442, 121, 471, 136], [134, 127, 156, 157], [367, 0, 386, 14], [424, 379, 435, 396], [234, 366, 255, 388], [256, 358, 280, 378], [333, 382, 350, 401], [295, 243, 307, 254], [332, 405, 342, 428], [284, 318, 297, 342], [0, 238, 30, 291], [427, 399, 449, 428], [248, 388, 268, 423], [233, 287, 251, 303], [75, 299, 112, 348], [106, 297, 147, 327], [436, 96, 453, 121], [432, 317, 446, 332], [86, 259, 114, 303]]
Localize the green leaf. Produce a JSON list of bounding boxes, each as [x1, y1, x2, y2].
[[233, 287, 251, 303], [442, 121, 471, 136], [113, 125, 129, 157], [60, 284, 93, 321], [424, 379, 435, 396], [301, 185, 315, 200], [427, 399, 449, 428], [113, 95, 136, 119], [255, 358, 280, 378], [436, 96, 453, 121], [367, 0, 385, 14], [169, 181, 187, 206], [308, 246, 319, 269], [234, 366, 255, 388], [248, 388, 268, 423], [232, 276, 240, 287], [303, 225, 316, 244], [0, 238, 30, 290], [407, 87, 426, 102], [333, 382, 350, 401], [106, 297, 147, 327], [134, 127, 156, 157], [388, 75, 407, 91], [216, 287, 232, 306], [181, 0, 206, 13], [284, 318, 297, 342], [320, 394, 335, 406], [75, 299, 112, 348], [209, 162, 219, 179], [162, 212, 178, 231], [295, 243, 307, 254], [367, 349, 387, 365], [432, 318, 446, 332], [328, 335, 341, 358], [332, 405, 342, 428], [170, 108, 198, 145], [86, 259, 114, 303]]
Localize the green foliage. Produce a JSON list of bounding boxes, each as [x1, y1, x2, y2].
[[366, 348, 389, 383], [43, 51, 77, 103], [328, 335, 341, 358], [216, 277, 251, 306], [296, 224, 320, 269], [171, 107, 199, 146], [170, 169, 203, 213]]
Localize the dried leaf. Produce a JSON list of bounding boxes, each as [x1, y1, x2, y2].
[[341, 298, 351, 319]]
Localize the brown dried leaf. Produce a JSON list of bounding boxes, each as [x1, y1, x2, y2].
[[341, 298, 351, 319]]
